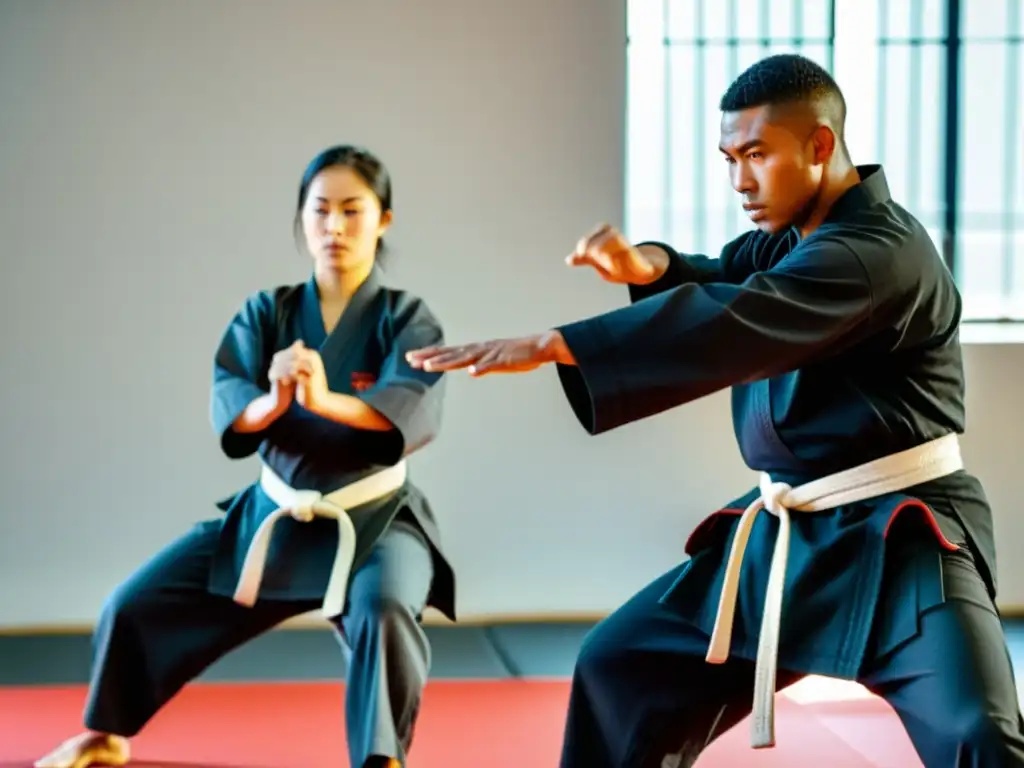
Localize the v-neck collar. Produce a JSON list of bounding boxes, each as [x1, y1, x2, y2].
[[299, 265, 383, 354]]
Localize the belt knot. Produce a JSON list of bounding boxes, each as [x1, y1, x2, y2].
[[758, 474, 793, 516], [289, 489, 324, 522]]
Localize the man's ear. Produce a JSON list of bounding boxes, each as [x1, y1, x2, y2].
[[811, 124, 838, 165]]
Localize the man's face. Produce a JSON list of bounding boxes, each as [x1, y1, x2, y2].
[[719, 105, 830, 234]]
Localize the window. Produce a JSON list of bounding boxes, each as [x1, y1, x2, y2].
[[956, 0, 1023, 320], [625, 0, 1024, 321]]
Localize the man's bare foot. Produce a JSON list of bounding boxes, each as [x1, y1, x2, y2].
[[34, 731, 130, 768]]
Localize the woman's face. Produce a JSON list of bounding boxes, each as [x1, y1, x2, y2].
[[301, 165, 392, 272]]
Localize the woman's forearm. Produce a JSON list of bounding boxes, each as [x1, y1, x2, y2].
[[308, 390, 394, 432], [232, 391, 287, 433]]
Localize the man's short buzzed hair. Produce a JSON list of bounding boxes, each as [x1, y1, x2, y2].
[[720, 53, 847, 135]]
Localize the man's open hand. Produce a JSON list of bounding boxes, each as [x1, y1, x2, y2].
[[406, 330, 575, 377]]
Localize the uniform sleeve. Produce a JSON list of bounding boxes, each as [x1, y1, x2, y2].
[[209, 291, 276, 459], [359, 296, 446, 463], [555, 234, 892, 436], [627, 231, 760, 304]]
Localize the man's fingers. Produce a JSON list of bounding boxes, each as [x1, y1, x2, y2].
[[565, 250, 615, 281], [565, 251, 598, 268], [567, 223, 626, 266], [584, 223, 619, 253], [574, 235, 590, 258], [467, 346, 505, 377], [571, 224, 614, 259], [413, 345, 488, 372], [407, 340, 531, 375], [583, 222, 613, 246], [406, 346, 445, 366]]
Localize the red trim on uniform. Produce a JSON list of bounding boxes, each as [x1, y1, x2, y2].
[[685, 508, 744, 554], [684, 500, 961, 554], [883, 499, 960, 551]]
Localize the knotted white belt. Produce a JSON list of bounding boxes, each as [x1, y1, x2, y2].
[[232, 460, 408, 619], [705, 433, 964, 749]]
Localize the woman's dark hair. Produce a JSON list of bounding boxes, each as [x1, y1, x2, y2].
[[293, 144, 394, 263]]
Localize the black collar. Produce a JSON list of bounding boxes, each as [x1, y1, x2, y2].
[[822, 164, 892, 223]]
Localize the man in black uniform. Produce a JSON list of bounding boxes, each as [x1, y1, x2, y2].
[[408, 54, 1024, 767]]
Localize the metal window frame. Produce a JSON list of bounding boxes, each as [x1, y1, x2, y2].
[[628, 0, 1024, 322]]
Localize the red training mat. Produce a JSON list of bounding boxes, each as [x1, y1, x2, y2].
[[0, 680, 922, 767]]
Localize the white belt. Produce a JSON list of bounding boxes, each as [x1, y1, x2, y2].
[[705, 433, 964, 749], [232, 460, 408, 619]]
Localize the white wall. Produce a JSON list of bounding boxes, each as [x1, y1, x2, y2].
[[0, 0, 1022, 630]]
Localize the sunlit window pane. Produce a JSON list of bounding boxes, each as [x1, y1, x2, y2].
[[625, 0, 1024, 320]]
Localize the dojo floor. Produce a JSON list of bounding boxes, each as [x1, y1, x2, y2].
[[3, 620, 1024, 767]]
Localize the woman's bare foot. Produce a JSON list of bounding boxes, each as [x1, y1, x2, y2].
[[34, 731, 130, 768]]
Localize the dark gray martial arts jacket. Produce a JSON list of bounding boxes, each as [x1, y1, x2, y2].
[[206, 266, 456, 621]]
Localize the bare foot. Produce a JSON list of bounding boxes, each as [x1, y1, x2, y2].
[[34, 732, 130, 768]]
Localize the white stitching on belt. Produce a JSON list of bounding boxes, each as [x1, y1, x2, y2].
[[232, 460, 408, 619], [704, 433, 964, 749]]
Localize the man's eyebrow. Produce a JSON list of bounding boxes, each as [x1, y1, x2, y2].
[[719, 139, 765, 154]]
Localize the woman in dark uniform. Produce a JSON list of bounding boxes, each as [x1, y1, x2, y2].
[[37, 145, 456, 768]]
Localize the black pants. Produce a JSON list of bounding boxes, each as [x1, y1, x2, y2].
[[559, 543, 1024, 768], [82, 518, 434, 768]]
